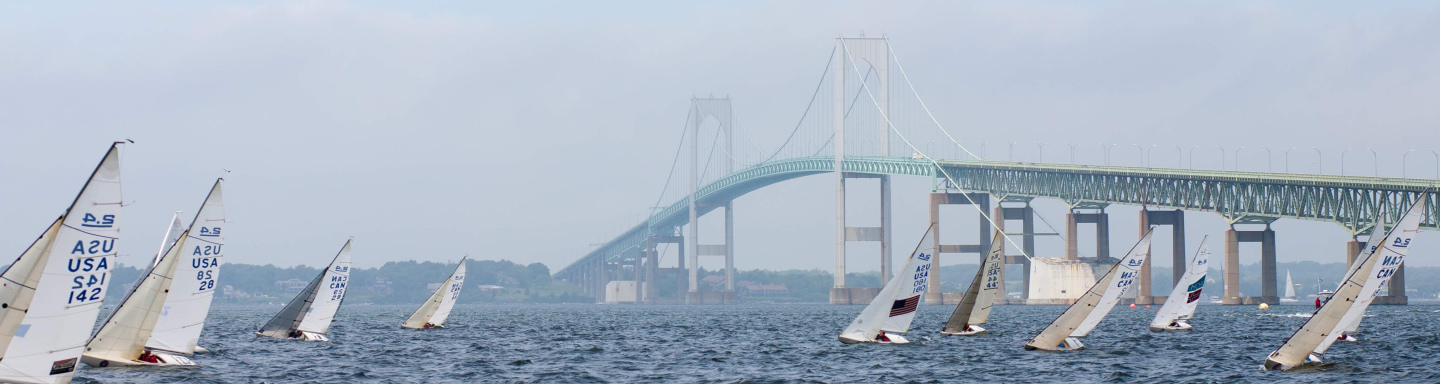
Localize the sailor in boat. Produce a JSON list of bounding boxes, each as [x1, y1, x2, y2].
[[875, 333, 891, 343], [423, 323, 435, 329], [138, 350, 160, 364], [288, 330, 303, 339]]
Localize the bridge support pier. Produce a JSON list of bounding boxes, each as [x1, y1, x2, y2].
[[926, 192, 991, 305], [689, 203, 738, 305], [831, 173, 893, 305], [1222, 225, 1278, 305], [1136, 209, 1185, 305], [1064, 209, 1111, 261], [996, 201, 1034, 301]]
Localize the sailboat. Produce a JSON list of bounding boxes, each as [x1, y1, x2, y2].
[[1263, 195, 1426, 370], [1280, 271, 1298, 303], [838, 224, 935, 344], [1148, 237, 1209, 331], [82, 179, 224, 367], [1024, 229, 1153, 351], [940, 231, 1004, 336], [256, 240, 353, 342], [403, 257, 467, 329], [149, 180, 225, 356], [1312, 200, 1428, 356], [0, 143, 125, 384]]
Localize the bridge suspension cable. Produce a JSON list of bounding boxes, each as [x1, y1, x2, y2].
[[841, 38, 1034, 262]]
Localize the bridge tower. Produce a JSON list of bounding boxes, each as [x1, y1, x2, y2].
[[831, 37, 895, 305], [1222, 222, 1279, 305], [686, 97, 737, 304]]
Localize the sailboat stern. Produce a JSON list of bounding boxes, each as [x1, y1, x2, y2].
[[838, 332, 908, 344], [941, 325, 986, 336], [1148, 321, 1193, 332], [1024, 337, 1085, 351], [1264, 352, 1321, 371], [81, 350, 196, 368], [298, 331, 330, 342]]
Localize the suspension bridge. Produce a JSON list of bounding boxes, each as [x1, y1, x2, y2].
[[553, 37, 1440, 306]]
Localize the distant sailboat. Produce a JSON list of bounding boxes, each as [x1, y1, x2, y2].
[[940, 231, 1004, 336], [83, 179, 225, 367], [838, 224, 934, 344], [402, 257, 467, 329], [1025, 229, 1154, 351], [0, 143, 125, 384], [256, 241, 353, 342], [1149, 237, 1209, 331], [1263, 195, 1427, 370], [1281, 271, 1298, 303], [148, 180, 226, 357]]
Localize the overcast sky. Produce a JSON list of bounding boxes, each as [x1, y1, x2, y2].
[[1, 1, 1438, 277]]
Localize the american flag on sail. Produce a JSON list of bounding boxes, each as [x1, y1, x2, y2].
[[889, 295, 919, 317]]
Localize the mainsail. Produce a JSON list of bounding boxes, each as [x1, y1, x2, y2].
[[1150, 237, 1209, 329], [146, 179, 226, 355], [1283, 271, 1296, 300], [82, 229, 187, 366], [1265, 196, 1426, 370], [257, 240, 353, 338], [839, 224, 935, 343], [941, 231, 1004, 334], [1026, 229, 1153, 350], [0, 144, 125, 384], [402, 258, 467, 329], [150, 213, 185, 268], [1314, 196, 1427, 355]]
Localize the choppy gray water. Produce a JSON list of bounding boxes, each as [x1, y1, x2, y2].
[[73, 303, 1440, 383]]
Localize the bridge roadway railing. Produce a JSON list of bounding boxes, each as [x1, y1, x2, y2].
[[555, 156, 1439, 279]]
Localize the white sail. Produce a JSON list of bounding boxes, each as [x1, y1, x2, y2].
[[150, 213, 185, 268], [941, 231, 1004, 334], [0, 144, 124, 384], [82, 229, 187, 366], [1150, 237, 1209, 329], [1315, 198, 1426, 355], [402, 259, 466, 329], [1026, 230, 1153, 350], [839, 225, 934, 343], [1265, 197, 1425, 370], [258, 241, 352, 339], [146, 180, 226, 355], [1283, 271, 1295, 299]]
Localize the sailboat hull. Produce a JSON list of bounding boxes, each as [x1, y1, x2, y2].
[[941, 325, 986, 336], [1264, 353, 1321, 371], [255, 330, 330, 342], [81, 351, 197, 367], [838, 332, 909, 344], [1025, 337, 1085, 351], [1148, 321, 1194, 332]]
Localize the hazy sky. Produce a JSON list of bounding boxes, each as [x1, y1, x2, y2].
[[1, 1, 1438, 277]]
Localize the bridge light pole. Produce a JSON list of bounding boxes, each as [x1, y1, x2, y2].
[[1261, 146, 1273, 172], [1036, 142, 1046, 163], [1234, 147, 1245, 172], [1146, 145, 1156, 168], [1173, 145, 1182, 168], [1285, 147, 1295, 173], [1008, 142, 1015, 162], [1189, 146, 1200, 169], [1366, 148, 1377, 177], [1219, 146, 1228, 170], [1100, 143, 1114, 166], [1311, 147, 1323, 174], [980, 142, 987, 160], [1341, 148, 1351, 176], [1069, 143, 1079, 164], [1132, 144, 1144, 167]]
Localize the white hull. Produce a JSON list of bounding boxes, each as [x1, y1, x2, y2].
[[838, 332, 909, 344], [256, 330, 330, 342], [401, 324, 447, 330], [1149, 321, 1194, 332], [194, 345, 211, 354], [1264, 353, 1321, 371], [1025, 337, 1085, 351], [1280, 298, 1299, 303], [82, 351, 197, 368], [940, 325, 986, 336]]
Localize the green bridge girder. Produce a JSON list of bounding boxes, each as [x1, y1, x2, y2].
[[555, 156, 1439, 279]]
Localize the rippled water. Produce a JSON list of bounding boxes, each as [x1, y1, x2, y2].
[[72, 303, 1440, 383]]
